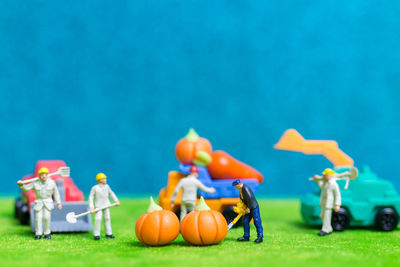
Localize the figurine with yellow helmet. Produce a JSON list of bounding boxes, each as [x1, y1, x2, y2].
[[88, 172, 120, 240], [16, 167, 62, 239], [310, 168, 341, 236]]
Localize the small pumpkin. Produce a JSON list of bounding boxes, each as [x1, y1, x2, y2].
[[181, 197, 228, 245], [135, 197, 180, 246], [175, 128, 212, 166]]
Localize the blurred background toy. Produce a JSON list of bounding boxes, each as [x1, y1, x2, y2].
[[159, 129, 264, 225], [170, 165, 215, 221], [275, 129, 400, 231], [15, 160, 92, 233]]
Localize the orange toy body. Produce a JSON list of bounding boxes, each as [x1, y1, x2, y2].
[[180, 201, 228, 245], [135, 204, 180, 246], [175, 129, 212, 165], [274, 129, 353, 167], [207, 150, 264, 183]]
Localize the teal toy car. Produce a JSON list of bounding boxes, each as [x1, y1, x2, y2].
[[301, 166, 400, 231]]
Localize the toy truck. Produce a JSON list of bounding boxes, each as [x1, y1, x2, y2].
[[301, 166, 400, 231], [158, 164, 260, 223], [275, 129, 400, 231], [14, 160, 92, 232]]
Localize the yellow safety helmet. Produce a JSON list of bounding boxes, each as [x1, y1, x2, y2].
[[38, 167, 49, 175], [96, 173, 107, 181], [322, 168, 335, 175]]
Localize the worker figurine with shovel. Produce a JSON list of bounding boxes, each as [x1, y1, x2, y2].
[[17, 166, 69, 240], [88, 173, 120, 240], [66, 173, 119, 240]]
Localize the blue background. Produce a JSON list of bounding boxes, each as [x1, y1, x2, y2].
[[1, 1, 399, 196]]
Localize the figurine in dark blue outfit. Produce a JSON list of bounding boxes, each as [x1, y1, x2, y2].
[[232, 179, 263, 243]]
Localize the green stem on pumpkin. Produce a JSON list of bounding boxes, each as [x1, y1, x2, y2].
[[185, 128, 200, 141], [195, 196, 211, 211], [147, 196, 163, 213]]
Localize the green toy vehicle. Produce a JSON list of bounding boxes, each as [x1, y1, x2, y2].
[[302, 166, 400, 231], [275, 129, 400, 231]]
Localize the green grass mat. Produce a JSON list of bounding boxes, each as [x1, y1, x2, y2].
[[1, 198, 399, 267]]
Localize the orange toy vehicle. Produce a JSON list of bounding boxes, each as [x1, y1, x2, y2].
[[159, 129, 264, 223]]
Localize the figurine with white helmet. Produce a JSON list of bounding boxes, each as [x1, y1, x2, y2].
[[17, 167, 62, 239], [88, 173, 120, 240], [171, 165, 216, 221]]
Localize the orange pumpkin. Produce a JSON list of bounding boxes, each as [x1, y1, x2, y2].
[[135, 197, 180, 246], [181, 197, 228, 245], [175, 128, 212, 166]]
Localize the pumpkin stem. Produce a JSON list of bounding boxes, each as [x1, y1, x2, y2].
[[147, 196, 163, 213], [195, 196, 211, 211], [185, 128, 200, 141]]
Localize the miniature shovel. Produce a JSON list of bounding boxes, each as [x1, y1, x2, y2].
[[66, 203, 118, 224], [19, 166, 70, 185]]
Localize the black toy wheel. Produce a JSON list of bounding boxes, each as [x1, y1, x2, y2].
[[18, 203, 29, 225], [14, 198, 22, 218], [222, 206, 242, 227], [375, 208, 398, 231], [331, 208, 350, 231]]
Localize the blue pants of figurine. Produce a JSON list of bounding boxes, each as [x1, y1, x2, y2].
[[243, 206, 263, 238]]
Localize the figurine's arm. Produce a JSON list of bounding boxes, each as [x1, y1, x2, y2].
[[171, 181, 183, 203], [20, 182, 34, 192], [108, 185, 120, 205], [333, 181, 341, 211], [53, 182, 62, 209], [310, 175, 324, 188], [88, 187, 95, 210], [195, 180, 216, 194]]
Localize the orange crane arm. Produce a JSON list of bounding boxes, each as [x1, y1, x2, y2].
[[274, 129, 353, 167]]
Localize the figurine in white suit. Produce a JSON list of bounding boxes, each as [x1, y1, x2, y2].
[[89, 173, 120, 240], [311, 168, 341, 236], [171, 165, 215, 221], [17, 167, 62, 240]]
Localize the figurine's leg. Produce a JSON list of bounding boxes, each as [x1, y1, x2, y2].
[[104, 208, 112, 236], [93, 210, 103, 237], [242, 213, 251, 238], [35, 209, 43, 236], [180, 202, 188, 222], [251, 207, 263, 238], [321, 208, 333, 233], [186, 201, 195, 213], [43, 208, 51, 235]]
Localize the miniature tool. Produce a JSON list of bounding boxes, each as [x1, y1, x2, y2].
[[227, 201, 248, 230], [19, 166, 70, 185], [309, 167, 358, 189], [66, 203, 117, 224]]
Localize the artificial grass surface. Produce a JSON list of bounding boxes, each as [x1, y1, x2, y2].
[[1, 198, 400, 267]]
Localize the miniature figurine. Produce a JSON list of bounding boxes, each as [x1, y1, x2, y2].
[[88, 173, 120, 240], [310, 168, 341, 236], [232, 179, 263, 243], [17, 167, 62, 240], [171, 165, 216, 221]]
